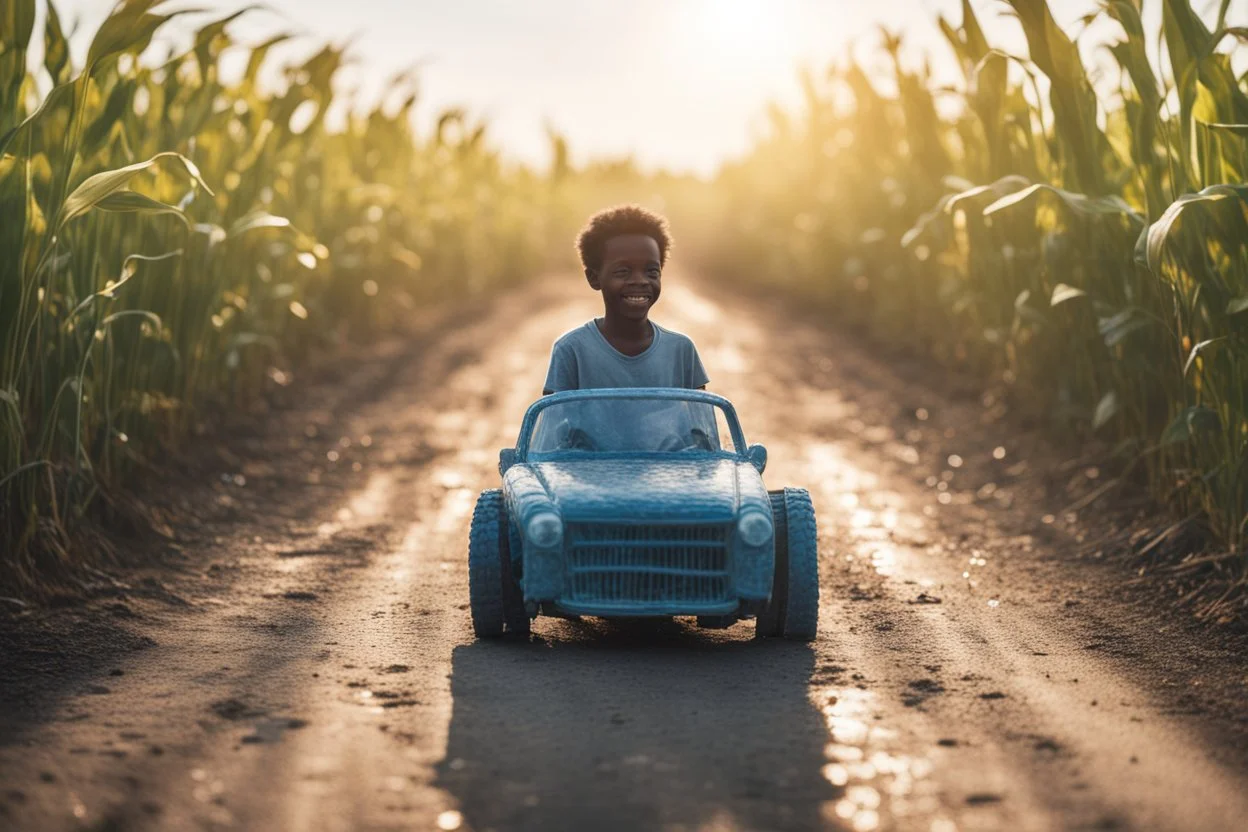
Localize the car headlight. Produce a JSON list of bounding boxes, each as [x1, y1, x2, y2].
[[737, 511, 773, 547], [526, 511, 563, 548]]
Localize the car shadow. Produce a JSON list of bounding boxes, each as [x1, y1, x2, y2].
[[436, 619, 836, 831]]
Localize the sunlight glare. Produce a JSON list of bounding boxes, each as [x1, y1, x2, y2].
[[696, 0, 776, 53]]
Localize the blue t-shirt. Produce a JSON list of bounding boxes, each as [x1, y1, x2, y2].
[[543, 320, 709, 393]]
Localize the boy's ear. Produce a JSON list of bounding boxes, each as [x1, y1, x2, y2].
[[584, 267, 601, 290]]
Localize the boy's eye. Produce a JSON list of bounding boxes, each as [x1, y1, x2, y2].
[[647, 269, 661, 278]]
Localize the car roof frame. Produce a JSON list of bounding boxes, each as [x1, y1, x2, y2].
[[515, 387, 749, 459]]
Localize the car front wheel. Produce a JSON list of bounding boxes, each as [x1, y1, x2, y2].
[[468, 490, 507, 638], [756, 488, 819, 641]]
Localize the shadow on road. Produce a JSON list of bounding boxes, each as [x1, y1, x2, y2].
[[438, 620, 835, 831]]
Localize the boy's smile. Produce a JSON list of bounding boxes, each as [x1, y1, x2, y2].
[[588, 234, 663, 322]]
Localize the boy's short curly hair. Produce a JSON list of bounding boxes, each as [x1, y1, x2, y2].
[[576, 205, 673, 273]]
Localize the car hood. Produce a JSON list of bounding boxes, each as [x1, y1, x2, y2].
[[528, 457, 764, 523]]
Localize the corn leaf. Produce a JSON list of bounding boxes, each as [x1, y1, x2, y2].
[[983, 182, 1145, 224], [1140, 184, 1248, 273], [63, 250, 184, 326], [191, 8, 258, 75], [1184, 338, 1224, 376], [59, 152, 212, 229], [101, 309, 164, 332], [1093, 391, 1118, 429], [1098, 308, 1152, 347], [1160, 406, 1221, 445], [96, 190, 190, 227], [229, 211, 294, 236], [87, 2, 194, 73], [1051, 283, 1087, 305], [944, 174, 1032, 215], [2, 0, 36, 51], [43, 1, 71, 84]]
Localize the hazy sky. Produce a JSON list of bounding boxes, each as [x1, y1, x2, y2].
[[43, 1, 1237, 175]]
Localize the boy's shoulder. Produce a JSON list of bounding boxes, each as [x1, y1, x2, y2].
[[652, 321, 698, 351], [551, 321, 595, 351], [551, 319, 699, 354]]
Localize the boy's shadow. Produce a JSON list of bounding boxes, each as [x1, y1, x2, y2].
[[436, 619, 836, 831]]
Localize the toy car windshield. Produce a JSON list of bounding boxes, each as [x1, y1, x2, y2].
[[528, 397, 733, 456]]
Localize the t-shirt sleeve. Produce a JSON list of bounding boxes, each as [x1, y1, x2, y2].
[[543, 339, 578, 393], [687, 338, 710, 388]]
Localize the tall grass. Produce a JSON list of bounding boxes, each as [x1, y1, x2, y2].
[[0, 0, 549, 593], [702, 0, 1247, 613]]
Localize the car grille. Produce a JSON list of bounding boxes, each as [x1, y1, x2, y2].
[[565, 523, 732, 606]]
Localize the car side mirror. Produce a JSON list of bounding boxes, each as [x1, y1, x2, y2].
[[746, 443, 767, 474], [499, 448, 517, 475]]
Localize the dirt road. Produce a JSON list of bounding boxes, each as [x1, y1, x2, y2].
[[2, 274, 1247, 832]]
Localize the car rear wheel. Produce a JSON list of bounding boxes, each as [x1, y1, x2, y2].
[[756, 488, 819, 641]]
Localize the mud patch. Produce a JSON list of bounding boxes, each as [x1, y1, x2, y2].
[[902, 678, 945, 708], [210, 699, 267, 721]]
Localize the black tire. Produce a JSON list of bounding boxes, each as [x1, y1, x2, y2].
[[501, 518, 530, 637], [468, 490, 505, 638], [780, 488, 819, 641], [755, 490, 790, 638]]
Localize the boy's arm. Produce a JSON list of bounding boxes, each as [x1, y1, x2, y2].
[[688, 339, 710, 391], [542, 340, 577, 395]]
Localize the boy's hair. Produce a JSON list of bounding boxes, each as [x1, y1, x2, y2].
[[576, 205, 673, 273]]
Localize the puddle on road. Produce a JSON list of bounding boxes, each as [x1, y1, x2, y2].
[[816, 686, 949, 831], [348, 471, 395, 520], [798, 440, 932, 581]]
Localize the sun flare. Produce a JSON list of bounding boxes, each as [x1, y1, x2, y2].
[[696, 0, 781, 53]]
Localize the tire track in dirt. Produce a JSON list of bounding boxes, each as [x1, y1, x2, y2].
[[1, 274, 1246, 831]]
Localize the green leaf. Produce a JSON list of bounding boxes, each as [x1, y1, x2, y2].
[[1013, 289, 1049, 328], [1183, 337, 1225, 376], [229, 211, 294, 236], [1098, 308, 1152, 347], [901, 192, 954, 248], [944, 174, 1032, 215], [63, 250, 184, 325], [1160, 406, 1221, 445], [1140, 184, 1248, 273], [1093, 391, 1118, 430], [1202, 122, 1248, 136], [59, 152, 213, 229], [43, 0, 71, 83], [243, 33, 293, 87], [191, 7, 259, 74], [1227, 297, 1248, 316], [2, 0, 36, 51], [86, 2, 198, 73], [81, 78, 135, 157], [96, 190, 190, 226], [983, 183, 1145, 225], [0, 76, 75, 160], [1050, 283, 1086, 306], [101, 309, 164, 332]]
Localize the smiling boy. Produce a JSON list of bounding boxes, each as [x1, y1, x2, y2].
[[542, 205, 709, 395]]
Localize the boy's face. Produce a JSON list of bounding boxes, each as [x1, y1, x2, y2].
[[587, 234, 662, 321]]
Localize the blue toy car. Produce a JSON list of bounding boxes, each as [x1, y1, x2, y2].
[[468, 388, 819, 640]]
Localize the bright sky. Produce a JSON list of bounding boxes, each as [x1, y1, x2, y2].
[[41, 1, 1240, 175]]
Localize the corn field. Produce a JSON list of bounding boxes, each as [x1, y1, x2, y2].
[[0, 1, 551, 593], [700, 0, 1248, 608], [3, 0, 1248, 611]]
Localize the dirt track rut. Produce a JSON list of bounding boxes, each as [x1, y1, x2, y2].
[[2, 274, 1247, 831]]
